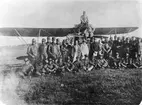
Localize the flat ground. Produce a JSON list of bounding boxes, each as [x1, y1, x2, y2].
[[0, 45, 142, 105]]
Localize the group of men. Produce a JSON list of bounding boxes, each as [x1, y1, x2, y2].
[[21, 11, 142, 76], [23, 34, 142, 76]]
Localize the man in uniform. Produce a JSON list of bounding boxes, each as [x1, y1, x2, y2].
[[22, 58, 34, 78], [65, 57, 74, 72], [38, 38, 48, 64], [103, 41, 111, 60], [55, 57, 65, 74], [73, 56, 83, 72], [43, 58, 58, 74], [138, 38, 142, 62], [82, 55, 94, 71], [130, 37, 138, 63], [27, 38, 38, 71], [89, 37, 97, 61], [96, 54, 108, 69], [46, 36, 51, 56], [56, 38, 62, 59], [111, 35, 117, 57], [48, 37, 58, 61], [66, 39, 75, 62]]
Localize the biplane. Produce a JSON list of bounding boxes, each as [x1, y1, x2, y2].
[[0, 24, 138, 38]]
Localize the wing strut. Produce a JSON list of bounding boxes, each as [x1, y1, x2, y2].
[[37, 29, 41, 43], [126, 28, 132, 35], [41, 29, 52, 36], [107, 29, 115, 35], [14, 29, 28, 46]]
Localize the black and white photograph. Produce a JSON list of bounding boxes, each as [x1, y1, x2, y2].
[[0, 0, 142, 105]]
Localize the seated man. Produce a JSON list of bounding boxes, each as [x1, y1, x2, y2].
[[80, 11, 89, 24], [123, 53, 139, 69], [65, 57, 74, 72], [22, 58, 34, 77], [96, 54, 108, 69], [90, 54, 98, 69], [55, 57, 65, 74], [114, 52, 126, 69], [35, 60, 44, 76], [109, 52, 126, 69], [43, 58, 58, 74], [76, 11, 89, 33], [108, 54, 116, 68], [82, 55, 94, 71], [73, 56, 83, 72]]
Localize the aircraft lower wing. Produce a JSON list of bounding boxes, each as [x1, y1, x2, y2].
[[0, 27, 138, 37]]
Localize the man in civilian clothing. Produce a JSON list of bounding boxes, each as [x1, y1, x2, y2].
[[80, 38, 89, 59]]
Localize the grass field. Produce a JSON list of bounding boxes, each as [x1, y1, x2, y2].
[[15, 68, 141, 105], [0, 45, 142, 105]]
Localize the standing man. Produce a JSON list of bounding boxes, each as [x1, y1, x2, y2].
[[80, 38, 89, 59], [138, 39, 142, 61], [89, 37, 96, 61], [38, 38, 48, 64], [48, 37, 58, 61], [27, 38, 38, 70], [46, 36, 51, 56], [56, 38, 62, 59], [111, 35, 117, 57]]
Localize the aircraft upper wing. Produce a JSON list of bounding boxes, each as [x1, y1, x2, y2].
[[94, 27, 138, 35], [0, 28, 73, 37], [0, 27, 138, 37]]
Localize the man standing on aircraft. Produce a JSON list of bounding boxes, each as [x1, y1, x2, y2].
[[80, 11, 89, 24], [27, 38, 38, 70]]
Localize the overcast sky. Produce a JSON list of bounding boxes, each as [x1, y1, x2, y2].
[[0, 0, 141, 46], [0, 0, 141, 27]]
